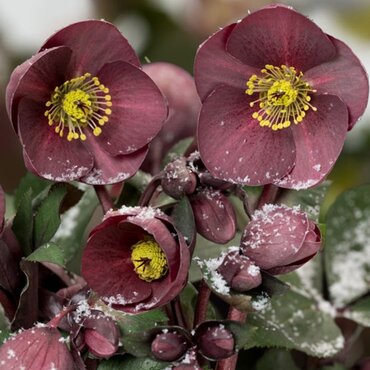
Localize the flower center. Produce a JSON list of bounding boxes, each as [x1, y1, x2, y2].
[[44, 73, 112, 141], [131, 239, 168, 282], [245, 64, 316, 131]]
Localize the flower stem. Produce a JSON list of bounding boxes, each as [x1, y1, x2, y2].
[[193, 279, 211, 328], [94, 185, 114, 214], [216, 307, 247, 370], [256, 183, 280, 209], [139, 173, 163, 207], [48, 304, 76, 328]]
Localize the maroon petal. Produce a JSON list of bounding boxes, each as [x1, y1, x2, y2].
[[190, 188, 236, 244], [0, 326, 74, 370], [305, 36, 369, 130], [80, 132, 148, 185], [6, 46, 72, 130], [18, 98, 93, 182], [226, 4, 336, 71], [194, 24, 259, 101], [198, 85, 296, 185], [274, 94, 348, 190], [241, 205, 309, 270], [95, 61, 167, 156], [82, 222, 152, 305], [84, 329, 117, 358], [40, 20, 140, 77]]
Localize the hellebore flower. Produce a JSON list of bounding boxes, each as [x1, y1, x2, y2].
[[6, 20, 167, 184], [194, 4, 369, 189], [151, 330, 190, 362], [194, 321, 235, 361], [0, 326, 75, 370], [241, 204, 321, 275], [81, 206, 190, 313], [141, 62, 201, 174]]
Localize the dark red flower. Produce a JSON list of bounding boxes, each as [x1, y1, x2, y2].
[[240, 204, 321, 275], [6, 20, 167, 184], [151, 330, 190, 362], [0, 326, 75, 370], [194, 321, 235, 361], [194, 4, 368, 189], [81, 207, 190, 313]]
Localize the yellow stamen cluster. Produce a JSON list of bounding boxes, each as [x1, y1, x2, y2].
[[246, 64, 317, 131], [44, 73, 112, 141], [131, 239, 168, 282]]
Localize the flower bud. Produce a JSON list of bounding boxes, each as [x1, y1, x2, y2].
[[196, 323, 235, 360], [190, 188, 236, 243], [216, 250, 261, 292], [151, 331, 189, 362], [0, 326, 74, 369], [162, 157, 197, 199], [241, 204, 321, 275], [82, 311, 120, 358]]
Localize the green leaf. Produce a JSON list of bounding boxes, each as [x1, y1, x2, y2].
[[255, 349, 299, 370], [14, 172, 51, 209], [324, 184, 370, 307], [282, 253, 324, 301], [98, 356, 168, 370], [52, 186, 98, 273], [117, 309, 168, 334], [161, 137, 194, 168], [12, 189, 33, 256], [26, 242, 66, 267], [343, 296, 370, 327], [115, 171, 152, 208], [116, 310, 168, 356], [33, 184, 67, 248], [0, 305, 10, 343], [284, 181, 330, 222], [172, 197, 195, 245], [243, 289, 344, 358]]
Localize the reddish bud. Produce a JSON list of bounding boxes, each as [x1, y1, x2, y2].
[[0, 326, 74, 369], [82, 311, 120, 358], [241, 204, 321, 275], [216, 250, 262, 292], [162, 157, 197, 199], [196, 324, 235, 360], [151, 331, 189, 362], [190, 188, 236, 243]]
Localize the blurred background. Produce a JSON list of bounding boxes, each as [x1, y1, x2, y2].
[[0, 0, 369, 203]]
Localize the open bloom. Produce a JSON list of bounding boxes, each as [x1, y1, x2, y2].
[[81, 207, 190, 313], [6, 20, 167, 184], [194, 4, 368, 189], [240, 204, 321, 275]]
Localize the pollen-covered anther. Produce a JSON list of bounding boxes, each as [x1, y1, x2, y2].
[[131, 239, 168, 282], [44, 73, 112, 141], [245, 64, 316, 131]]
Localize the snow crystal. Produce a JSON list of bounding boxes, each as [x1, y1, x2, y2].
[[41, 166, 89, 182], [329, 215, 370, 307], [251, 293, 270, 311]]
